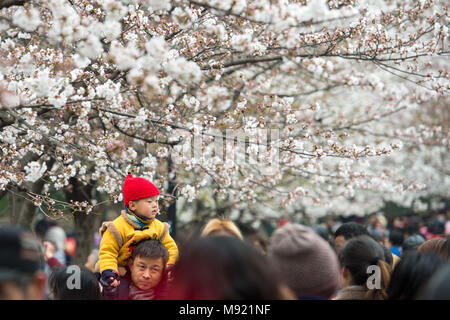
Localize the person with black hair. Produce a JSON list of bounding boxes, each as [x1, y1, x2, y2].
[[168, 236, 294, 300], [34, 218, 67, 267], [102, 238, 170, 300], [49, 265, 101, 300], [403, 214, 423, 239], [419, 265, 450, 300], [388, 228, 404, 257], [402, 234, 426, 255], [427, 218, 445, 236], [334, 235, 392, 300], [387, 251, 448, 300], [333, 222, 370, 254]]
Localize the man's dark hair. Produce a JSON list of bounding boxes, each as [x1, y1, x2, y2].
[[170, 236, 283, 299], [389, 228, 404, 246], [339, 235, 391, 300], [334, 222, 369, 240], [130, 240, 170, 300], [420, 265, 450, 300], [34, 219, 57, 239], [427, 218, 445, 235], [387, 251, 447, 300], [49, 265, 101, 300], [131, 239, 169, 266], [404, 214, 422, 236]]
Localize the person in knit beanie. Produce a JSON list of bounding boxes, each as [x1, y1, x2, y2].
[[98, 174, 178, 290], [267, 223, 340, 300]]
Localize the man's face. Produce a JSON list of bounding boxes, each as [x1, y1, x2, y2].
[[334, 235, 346, 254], [128, 256, 164, 291], [129, 196, 159, 219]]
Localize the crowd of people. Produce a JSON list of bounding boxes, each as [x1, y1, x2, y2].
[[0, 174, 449, 300]]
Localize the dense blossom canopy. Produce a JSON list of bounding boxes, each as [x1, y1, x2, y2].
[[0, 0, 448, 227]]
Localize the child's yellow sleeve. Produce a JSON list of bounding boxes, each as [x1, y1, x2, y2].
[[98, 228, 120, 273], [161, 231, 179, 265]]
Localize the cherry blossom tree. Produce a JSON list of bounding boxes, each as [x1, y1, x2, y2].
[[0, 0, 448, 261]]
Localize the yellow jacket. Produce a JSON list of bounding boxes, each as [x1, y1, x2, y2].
[[98, 210, 179, 273]]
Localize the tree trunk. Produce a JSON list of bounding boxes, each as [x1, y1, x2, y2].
[[16, 180, 45, 230], [167, 158, 177, 239], [65, 177, 100, 266]]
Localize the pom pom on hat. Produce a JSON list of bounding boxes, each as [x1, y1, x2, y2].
[[122, 174, 160, 207]]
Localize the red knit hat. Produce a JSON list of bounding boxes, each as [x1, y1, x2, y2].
[[122, 174, 160, 207]]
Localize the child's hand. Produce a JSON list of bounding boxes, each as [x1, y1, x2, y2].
[[100, 269, 120, 288], [109, 279, 120, 287]]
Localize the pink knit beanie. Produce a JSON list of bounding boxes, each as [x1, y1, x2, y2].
[[267, 223, 340, 299]]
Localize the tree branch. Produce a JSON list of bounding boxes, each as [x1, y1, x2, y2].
[[0, 0, 28, 9]]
